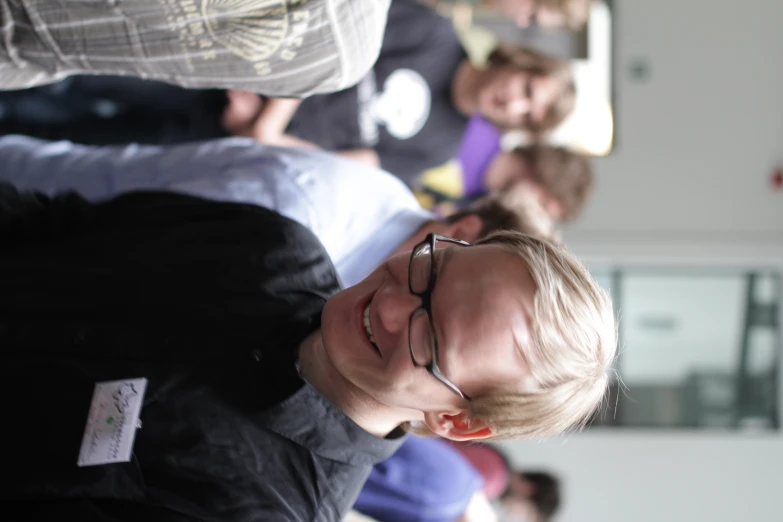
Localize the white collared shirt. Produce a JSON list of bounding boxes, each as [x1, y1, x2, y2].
[[0, 135, 432, 287]]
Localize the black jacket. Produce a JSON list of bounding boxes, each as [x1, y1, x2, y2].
[[0, 185, 404, 521]]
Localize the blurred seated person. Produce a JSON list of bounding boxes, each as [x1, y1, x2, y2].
[[0, 0, 575, 185], [234, 9, 576, 181], [484, 144, 593, 222], [416, 114, 593, 222], [0, 134, 555, 287], [445, 440, 562, 522], [352, 436, 561, 522], [0, 0, 392, 97], [422, 0, 593, 29]]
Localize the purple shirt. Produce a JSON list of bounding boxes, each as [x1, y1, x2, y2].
[[456, 113, 502, 197], [354, 436, 484, 522]]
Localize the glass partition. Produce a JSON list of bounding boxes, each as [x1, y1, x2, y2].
[[589, 267, 780, 431]]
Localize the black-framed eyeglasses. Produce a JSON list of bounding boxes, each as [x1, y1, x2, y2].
[[408, 233, 472, 400]]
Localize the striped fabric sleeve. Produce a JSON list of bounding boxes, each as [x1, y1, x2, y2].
[[0, 0, 390, 97]]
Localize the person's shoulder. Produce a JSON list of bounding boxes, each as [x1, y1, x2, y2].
[[320, 0, 393, 92], [278, 148, 419, 211], [385, 436, 482, 486], [385, 0, 456, 44], [359, 436, 481, 522]]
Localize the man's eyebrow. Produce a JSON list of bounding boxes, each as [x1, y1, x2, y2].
[[435, 243, 457, 280]]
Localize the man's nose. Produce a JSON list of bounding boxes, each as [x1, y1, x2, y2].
[[376, 286, 423, 337]]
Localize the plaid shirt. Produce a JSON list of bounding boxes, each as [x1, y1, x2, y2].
[[0, 0, 390, 97]]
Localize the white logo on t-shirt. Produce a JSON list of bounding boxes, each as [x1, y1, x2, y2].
[[358, 68, 432, 143]]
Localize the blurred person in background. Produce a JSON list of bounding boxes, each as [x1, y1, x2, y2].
[[481, 144, 593, 222], [0, 134, 557, 288], [0, 0, 575, 186], [0, 0, 391, 97], [445, 440, 562, 522], [497, 471, 561, 522], [353, 436, 494, 522], [249, 8, 575, 180], [417, 115, 593, 223], [350, 434, 562, 522]]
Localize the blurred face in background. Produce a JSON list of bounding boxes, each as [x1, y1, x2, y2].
[[499, 474, 542, 522], [476, 68, 564, 130], [484, 150, 534, 192], [484, 0, 567, 28], [483, 151, 565, 219]]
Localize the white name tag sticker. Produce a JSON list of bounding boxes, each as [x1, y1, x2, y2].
[[77, 378, 147, 467]]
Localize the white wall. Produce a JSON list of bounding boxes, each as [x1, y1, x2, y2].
[[619, 273, 746, 385], [528, 1, 783, 521], [566, 0, 783, 251], [497, 432, 781, 522]]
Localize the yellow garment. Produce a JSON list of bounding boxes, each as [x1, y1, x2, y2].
[[414, 159, 466, 216], [417, 160, 465, 199]]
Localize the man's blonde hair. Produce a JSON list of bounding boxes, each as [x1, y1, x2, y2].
[[477, 230, 616, 439], [409, 230, 617, 440]]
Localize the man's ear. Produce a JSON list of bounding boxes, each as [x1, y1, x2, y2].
[[423, 411, 495, 441], [441, 214, 484, 243]]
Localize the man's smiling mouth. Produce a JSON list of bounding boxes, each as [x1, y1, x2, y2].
[[363, 302, 381, 356]]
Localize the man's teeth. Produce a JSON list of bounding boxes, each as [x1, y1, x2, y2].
[[363, 303, 378, 346]]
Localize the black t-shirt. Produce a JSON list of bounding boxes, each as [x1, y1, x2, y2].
[[287, 0, 469, 186]]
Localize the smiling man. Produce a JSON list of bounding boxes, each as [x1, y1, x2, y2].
[[2, 182, 616, 521]]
